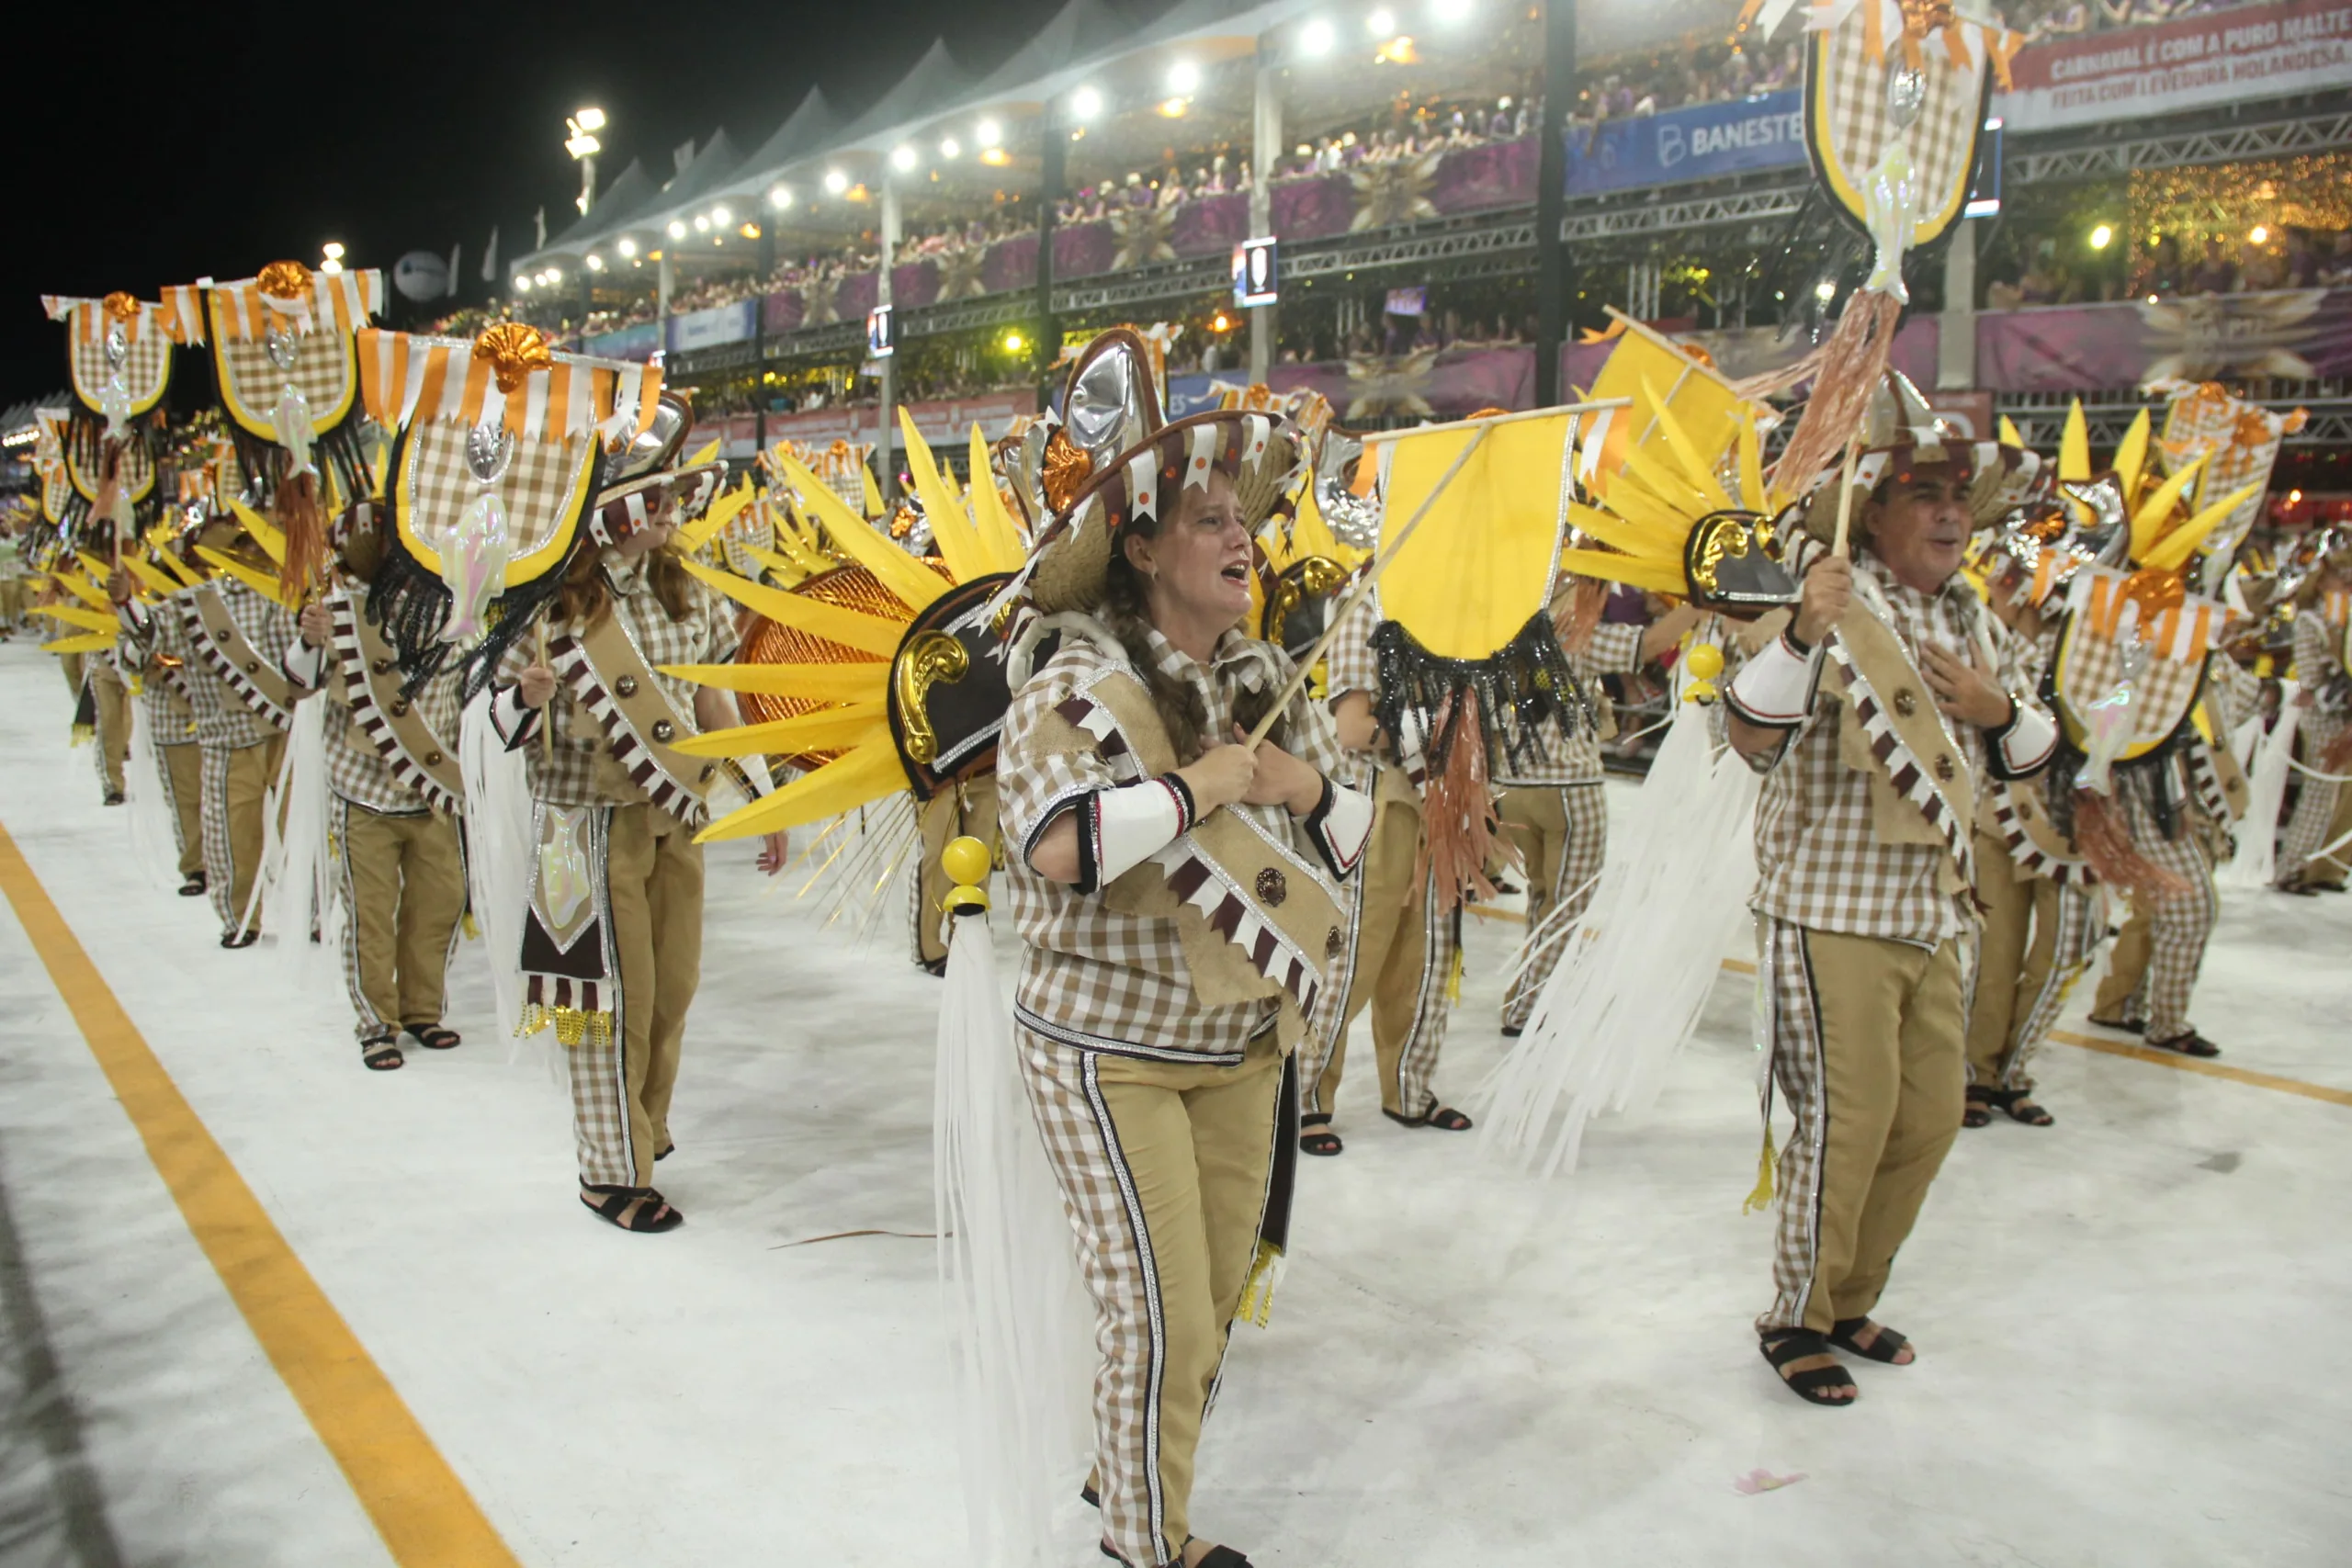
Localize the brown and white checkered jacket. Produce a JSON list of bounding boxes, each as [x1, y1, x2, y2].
[[999, 621, 1366, 1062], [491, 556, 738, 806], [1737, 546, 2052, 945]]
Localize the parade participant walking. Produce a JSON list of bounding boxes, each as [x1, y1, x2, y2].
[[284, 503, 470, 1071], [1723, 380, 2053, 1406], [994, 330, 1372, 1568]]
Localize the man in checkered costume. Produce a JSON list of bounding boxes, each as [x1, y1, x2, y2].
[[283, 517, 469, 1072], [1963, 561, 2102, 1129], [1723, 407, 2056, 1407], [1289, 589, 1472, 1156], [1495, 588, 1698, 1037], [994, 329, 1373, 1568], [2272, 548, 2352, 893], [113, 530, 293, 947]]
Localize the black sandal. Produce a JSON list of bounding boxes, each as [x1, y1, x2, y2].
[[1759, 1329, 1856, 1406], [2147, 1029, 2221, 1058], [177, 871, 207, 897], [1192, 1549, 1252, 1567], [1828, 1317, 1912, 1364], [580, 1184, 684, 1233], [1984, 1087, 2053, 1126], [360, 1032, 404, 1072], [220, 929, 258, 950], [1384, 1105, 1473, 1131], [1962, 1087, 1995, 1129], [2087, 1012, 2146, 1034], [1298, 1115, 1343, 1156], [406, 1024, 461, 1051]]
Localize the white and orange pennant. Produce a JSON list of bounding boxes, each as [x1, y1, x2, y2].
[[356, 328, 665, 447]]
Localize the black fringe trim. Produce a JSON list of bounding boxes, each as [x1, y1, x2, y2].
[[1370, 612, 1593, 780], [225, 414, 373, 513]]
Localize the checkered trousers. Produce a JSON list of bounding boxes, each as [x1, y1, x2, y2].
[[198, 744, 252, 935], [1757, 916, 1830, 1334], [2278, 714, 2347, 882], [1017, 1028, 1175, 1568], [2109, 781, 2218, 1042], [1978, 880, 2102, 1091], [1499, 784, 1610, 1032]]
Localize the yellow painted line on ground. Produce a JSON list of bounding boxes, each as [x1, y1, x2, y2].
[[2043, 1028, 2352, 1107], [1707, 953, 2346, 1107], [0, 821, 523, 1568]]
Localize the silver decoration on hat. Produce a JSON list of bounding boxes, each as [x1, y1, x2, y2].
[[1311, 428, 1381, 551]]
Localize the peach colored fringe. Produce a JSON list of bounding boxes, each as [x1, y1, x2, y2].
[[1765, 290, 1906, 496], [1416, 690, 1513, 912], [2072, 789, 2190, 899]]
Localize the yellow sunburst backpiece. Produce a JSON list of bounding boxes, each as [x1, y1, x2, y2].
[[1556, 355, 1798, 626], [663, 412, 1029, 851]]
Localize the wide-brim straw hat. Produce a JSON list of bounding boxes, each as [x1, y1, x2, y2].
[[1013, 328, 1306, 615]]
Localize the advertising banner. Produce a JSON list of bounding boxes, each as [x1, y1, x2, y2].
[[2004, 0, 2352, 131], [583, 321, 661, 362], [666, 299, 755, 355], [1565, 91, 1806, 196]]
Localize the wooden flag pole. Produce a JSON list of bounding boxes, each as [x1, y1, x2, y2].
[[1830, 442, 1860, 559]]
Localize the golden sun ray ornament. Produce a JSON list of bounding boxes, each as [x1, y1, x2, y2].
[[664, 418, 1029, 845]]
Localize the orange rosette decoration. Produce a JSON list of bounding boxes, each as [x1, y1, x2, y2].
[[473, 321, 554, 394]]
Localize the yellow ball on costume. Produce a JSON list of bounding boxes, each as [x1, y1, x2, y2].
[[942, 834, 993, 890], [1684, 643, 1725, 682]]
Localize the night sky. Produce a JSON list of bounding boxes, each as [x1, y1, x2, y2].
[[5, 0, 1085, 405]]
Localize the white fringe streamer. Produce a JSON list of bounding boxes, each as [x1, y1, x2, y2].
[[458, 689, 536, 1053], [265, 694, 344, 982], [1479, 685, 1762, 1178], [2218, 679, 2299, 891], [121, 699, 181, 893], [933, 908, 1093, 1567]]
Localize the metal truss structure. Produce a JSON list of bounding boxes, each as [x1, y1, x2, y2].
[[1558, 181, 1808, 243], [2007, 109, 2352, 187]]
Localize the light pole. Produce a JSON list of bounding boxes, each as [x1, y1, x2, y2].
[[567, 107, 605, 217]]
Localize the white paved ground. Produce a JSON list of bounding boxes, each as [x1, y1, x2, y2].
[[1, 637, 2346, 1567]]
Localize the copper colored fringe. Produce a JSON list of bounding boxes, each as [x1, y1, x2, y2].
[[1415, 689, 1513, 913], [2071, 789, 2189, 900], [275, 459, 329, 603], [2322, 728, 2352, 774], [1769, 289, 1905, 496], [1556, 577, 1607, 655]]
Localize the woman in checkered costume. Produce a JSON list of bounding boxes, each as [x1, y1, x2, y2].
[[994, 331, 1374, 1568], [1722, 377, 2057, 1407], [490, 435, 784, 1236]]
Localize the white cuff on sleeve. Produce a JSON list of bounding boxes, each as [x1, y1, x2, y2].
[[491, 685, 543, 750], [283, 639, 328, 691], [1994, 700, 2058, 778], [1091, 776, 1191, 887], [1308, 781, 1374, 879], [1725, 635, 1815, 728]]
